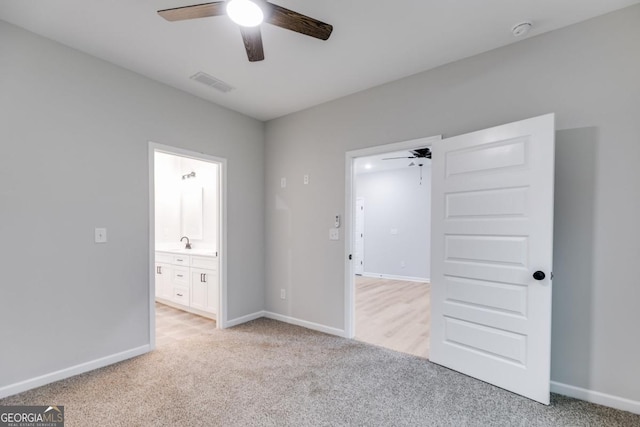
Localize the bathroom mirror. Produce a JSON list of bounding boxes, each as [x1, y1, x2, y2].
[[181, 187, 203, 240]]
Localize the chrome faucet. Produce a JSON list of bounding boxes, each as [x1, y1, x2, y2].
[[180, 236, 192, 249]]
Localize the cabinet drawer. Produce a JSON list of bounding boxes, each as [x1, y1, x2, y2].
[[191, 255, 217, 270], [172, 255, 190, 266], [155, 252, 173, 264], [173, 267, 189, 286], [172, 287, 189, 305]]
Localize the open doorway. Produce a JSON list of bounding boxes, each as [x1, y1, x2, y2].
[[345, 136, 440, 359], [148, 143, 227, 350], [347, 115, 555, 403]]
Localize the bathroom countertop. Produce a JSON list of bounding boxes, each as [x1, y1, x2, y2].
[[155, 247, 217, 257]]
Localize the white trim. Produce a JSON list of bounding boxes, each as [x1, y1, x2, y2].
[[148, 142, 228, 335], [148, 145, 157, 350], [218, 157, 229, 329], [264, 312, 347, 338], [225, 311, 266, 328], [0, 345, 149, 399], [344, 135, 442, 339], [551, 381, 640, 415], [361, 272, 430, 283]]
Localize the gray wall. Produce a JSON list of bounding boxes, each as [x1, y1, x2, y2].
[[0, 21, 264, 389], [356, 166, 431, 279], [265, 5, 640, 402]]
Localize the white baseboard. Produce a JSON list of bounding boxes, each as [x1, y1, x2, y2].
[[362, 272, 430, 283], [224, 310, 266, 328], [551, 381, 640, 415], [263, 311, 347, 338], [0, 345, 150, 400]]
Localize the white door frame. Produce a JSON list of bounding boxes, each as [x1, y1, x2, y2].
[[344, 135, 441, 339], [354, 197, 365, 275], [148, 142, 228, 350]]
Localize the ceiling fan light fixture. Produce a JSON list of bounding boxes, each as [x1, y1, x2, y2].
[[226, 0, 264, 27]]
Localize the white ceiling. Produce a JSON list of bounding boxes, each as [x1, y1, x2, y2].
[[1, 1, 638, 121]]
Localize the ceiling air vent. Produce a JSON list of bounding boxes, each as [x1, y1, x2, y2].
[[190, 72, 234, 93]]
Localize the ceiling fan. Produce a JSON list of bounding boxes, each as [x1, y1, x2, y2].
[[382, 147, 432, 161], [157, 1, 333, 62], [383, 148, 431, 185]]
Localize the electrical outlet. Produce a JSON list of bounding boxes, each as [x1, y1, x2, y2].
[[95, 228, 107, 243], [280, 289, 286, 299], [401, 261, 406, 268]]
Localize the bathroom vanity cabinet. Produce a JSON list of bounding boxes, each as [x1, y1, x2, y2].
[[155, 250, 218, 319]]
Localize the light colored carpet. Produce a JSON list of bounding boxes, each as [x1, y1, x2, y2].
[[1, 318, 638, 426]]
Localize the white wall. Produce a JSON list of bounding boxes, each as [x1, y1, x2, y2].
[[155, 152, 182, 246], [265, 5, 640, 405], [155, 153, 219, 252], [355, 165, 431, 280], [0, 20, 264, 393]]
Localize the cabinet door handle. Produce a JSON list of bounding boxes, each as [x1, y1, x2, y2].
[[157, 266, 161, 274], [201, 273, 206, 283], [176, 293, 183, 297], [177, 274, 183, 278], [176, 258, 183, 262]]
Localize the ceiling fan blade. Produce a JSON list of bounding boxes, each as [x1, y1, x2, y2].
[[265, 3, 333, 40], [158, 1, 226, 22], [382, 156, 416, 160], [240, 26, 265, 62]]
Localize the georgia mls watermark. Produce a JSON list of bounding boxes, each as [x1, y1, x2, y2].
[[0, 406, 64, 427]]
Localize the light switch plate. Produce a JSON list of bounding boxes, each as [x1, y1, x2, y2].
[[329, 228, 340, 240], [281, 177, 287, 188], [95, 228, 107, 243]]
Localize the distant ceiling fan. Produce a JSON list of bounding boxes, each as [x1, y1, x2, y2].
[[157, 0, 333, 62], [382, 147, 432, 161]]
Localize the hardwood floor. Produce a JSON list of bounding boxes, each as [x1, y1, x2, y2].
[[155, 302, 216, 347], [355, 276, 430, 359]]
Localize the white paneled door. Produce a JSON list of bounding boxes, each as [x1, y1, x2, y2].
[[430, 114, 555, 404]]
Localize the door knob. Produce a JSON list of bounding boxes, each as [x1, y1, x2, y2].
[[533, 271, 546, 280]]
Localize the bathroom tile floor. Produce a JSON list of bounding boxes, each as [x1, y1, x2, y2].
[[155, 302, 216, 347]]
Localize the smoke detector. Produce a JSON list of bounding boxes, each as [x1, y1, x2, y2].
[[512, 22, 533, 37]]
